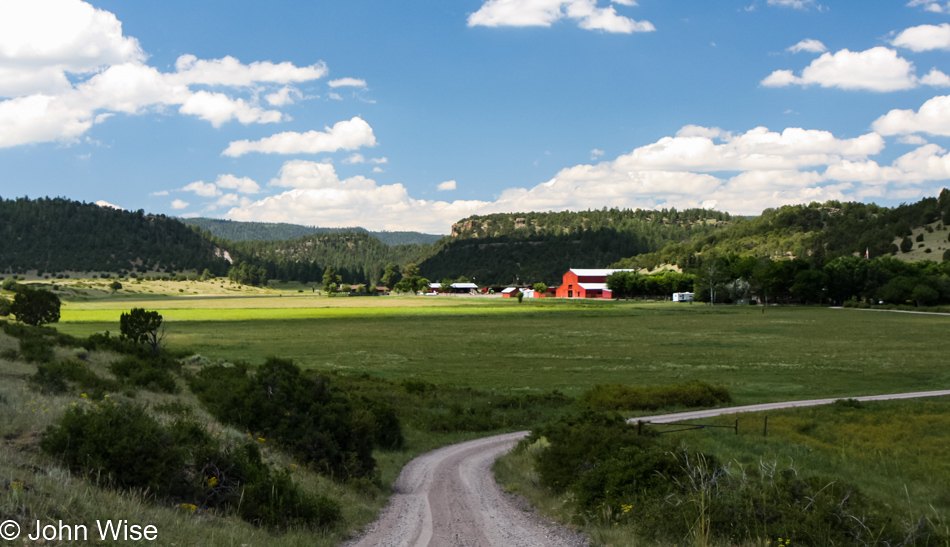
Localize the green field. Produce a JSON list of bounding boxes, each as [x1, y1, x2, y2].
[[54, 294, 950, 404]]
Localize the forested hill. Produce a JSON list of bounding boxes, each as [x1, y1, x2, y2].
[[0, 197, 230, 276], [217, 232, 436, 286], [183, 217, 442, 246], [420, 208, 733, 285], [613, 191, 950, 271]]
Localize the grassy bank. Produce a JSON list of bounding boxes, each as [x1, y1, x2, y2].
[[495, 398, 950, 546]]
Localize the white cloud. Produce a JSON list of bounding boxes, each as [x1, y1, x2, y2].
[[265, 85, 302, 106], [873, 94, 950, 136], [768, 0, 826, 9], [437, 180, 457, 191], [370, 157, 388, 164], [182, 180, 221, 197], [170, 54, 327, 87], [0, 0, 145, 97], [222, 123, 944, 233], [180, 90, 283, 127], [171, 199, 190, 209], [149, 190, 169, 196], [898, 134, 928, 145], [373, 166, 384, 173], [343, 153, 366, 164], [787, 38, 827, 54], [591, 148, 605, 160], [0, 1, 329, 148], [468, 0, 655, 34], [328, 77, 367, 88], [908, 0, 950, 14], [215, 174, 261, 194], [892, 23, 950, 52], [222, 116, 377, 157], [94, 199, 124, 210], [762, 47, 925, 92]]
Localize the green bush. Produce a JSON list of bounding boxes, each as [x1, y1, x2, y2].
[[188, 358, 380, 479], [32, 360, 120, 395], [40, 403, 184, 493], [110, 355, 179, 393], [42, 403, 340, 530], [579, 381, 731, 411], [18, 336, 55, 363]]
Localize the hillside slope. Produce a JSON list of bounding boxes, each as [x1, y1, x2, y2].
[[614, 192, 950, 271], [0, 197, 229, 276], [184, 217, 442, 246], [420, 208, 732, 285]]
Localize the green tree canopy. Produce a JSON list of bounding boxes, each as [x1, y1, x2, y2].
[[11, 288, 61, 326]]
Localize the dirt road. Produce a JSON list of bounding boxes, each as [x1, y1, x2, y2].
[[345, 389, 950, 546]]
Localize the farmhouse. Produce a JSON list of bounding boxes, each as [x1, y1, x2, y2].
[[555, 268, 636, 299]]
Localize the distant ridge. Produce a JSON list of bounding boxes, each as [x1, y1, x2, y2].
[[183, 217, 443, 246]]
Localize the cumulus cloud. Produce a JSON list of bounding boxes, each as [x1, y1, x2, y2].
[[328, 77, 367, 88], [761, 47, 946, 92], [182, 180, 222, 197], [221, 123, 942, 233], [343, 153, 365, 164], [908, 0, 950, 14], [873, 94, 950, 136], [468, 0, 655, 34], [222, 116, 377, 157], [0, 0, 328, 148], [590, 148, 605, 160], [215, 174, 261, 194], [892, 23, 950, 52], [265, 85, 303, 106], [171, 199, 189, 209], [437, 180, 457, 191], [787, 39, 827, 54]]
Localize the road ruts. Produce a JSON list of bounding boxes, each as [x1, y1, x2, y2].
[[342, 431, 588, 547]]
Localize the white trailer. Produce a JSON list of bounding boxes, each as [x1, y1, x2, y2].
[[672, 292, 694, 302]]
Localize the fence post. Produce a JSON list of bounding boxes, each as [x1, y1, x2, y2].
[[763, 415, 768, 437], [734, 417, 738, 435], [637, 420, 642, 436]]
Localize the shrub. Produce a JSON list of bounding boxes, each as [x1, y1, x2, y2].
[[40, 403, 184, 493], [109, 355, 179, 393], [32, 360, 120, 395], [188, 358, 380, 479], [579, 381, 731, 411], [18, 336, 55, 363]]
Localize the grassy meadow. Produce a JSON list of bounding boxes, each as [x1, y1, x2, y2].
[[5, 278, 950, 546], [51, 288, 950, 404]]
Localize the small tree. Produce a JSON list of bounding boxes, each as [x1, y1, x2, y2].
[[0, 296, 11, 317], [900, 236, 913, 253], [516, 291, 524, 303], [11, 288, 61, 326], [109, 280, 123, 294], [2, 278, 18, 292], [120, 308, 165, 355], [533, 282, 548, 295], [440, 278, 453, 294]]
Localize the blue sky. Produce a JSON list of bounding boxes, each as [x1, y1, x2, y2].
[[2, 0, 950, 233]]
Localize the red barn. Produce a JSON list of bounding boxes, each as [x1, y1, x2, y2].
[[555, 268, 635, 299]]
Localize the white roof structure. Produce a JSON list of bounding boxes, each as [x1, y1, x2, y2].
[[502, 287, 518, 293], [451, 282, 479, 289], [570, 268, 636, 277], [578, 282, 610, 290], [429, 282, 442, 289]]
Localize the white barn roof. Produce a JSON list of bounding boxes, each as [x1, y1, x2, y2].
[[578, 282, 610, 290], [570, 268, 636, 277], [502, 287, 518, 293], [451, 282, 479, 289]]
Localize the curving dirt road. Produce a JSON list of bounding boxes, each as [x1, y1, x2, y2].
[[344, 390, 950, 546]]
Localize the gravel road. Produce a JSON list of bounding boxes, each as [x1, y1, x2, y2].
[[343, 431, 587, 547], [344, 389, 950, 546]]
